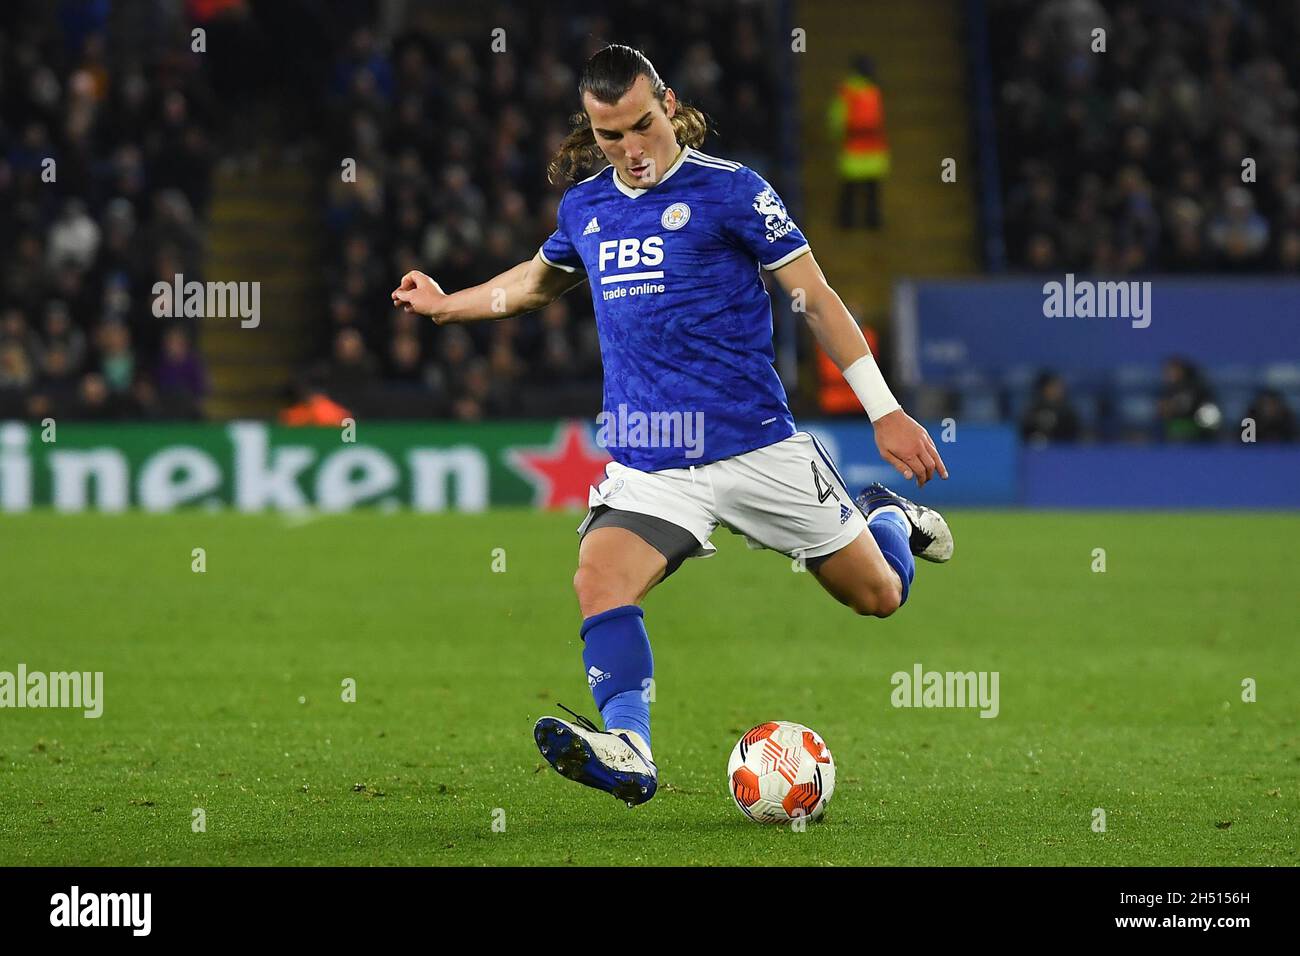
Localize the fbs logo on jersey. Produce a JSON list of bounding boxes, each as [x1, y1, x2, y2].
[[588, 665, 611, 688], [752, 187, 797, 243], [582, 217, 601, 235], [598, 236, 664, 271]]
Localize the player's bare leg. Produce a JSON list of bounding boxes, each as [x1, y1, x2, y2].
[[572, 526, 666, 617], [809, 529, 904, 618], [811, 482, 954, 618]]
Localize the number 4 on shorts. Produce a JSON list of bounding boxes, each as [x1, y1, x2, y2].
[[809, 461, 841, 504]]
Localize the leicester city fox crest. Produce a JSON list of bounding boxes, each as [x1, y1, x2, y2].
[[752, 187, 796, 242]]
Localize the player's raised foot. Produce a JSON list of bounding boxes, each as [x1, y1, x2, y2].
[[533, 705, 657, 807], [855, 482, 954, 563]]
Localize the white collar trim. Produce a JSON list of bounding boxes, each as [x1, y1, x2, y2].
[[610, 144, 691, 199]]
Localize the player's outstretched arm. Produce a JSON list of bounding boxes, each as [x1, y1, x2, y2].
[[391, 253, 587, 325], [773, 252, 948, 488]]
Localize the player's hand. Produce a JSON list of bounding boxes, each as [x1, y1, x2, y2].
[[391, 271, 446, 320], [873, 409, 948, 488]]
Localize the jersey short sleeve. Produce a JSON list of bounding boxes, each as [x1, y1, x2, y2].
[[725, 167, 811, 271], [539, 190, 586, 273]]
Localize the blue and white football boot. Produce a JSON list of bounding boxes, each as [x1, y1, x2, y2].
[[855, 482, 954, 563], [534, 704, 658, 807]]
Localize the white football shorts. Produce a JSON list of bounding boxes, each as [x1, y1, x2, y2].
[[576, 431, 868, 563]]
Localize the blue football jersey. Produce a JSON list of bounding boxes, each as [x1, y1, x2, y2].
[[539, 145, 810, 471]]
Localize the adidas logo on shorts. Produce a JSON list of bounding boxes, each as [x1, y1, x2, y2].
[[839, 503, 852, 525]]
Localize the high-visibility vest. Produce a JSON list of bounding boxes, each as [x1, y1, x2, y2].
[[279, 393, 353, 426], [188, 0, 245, 21], [817, 327, 881, 415], [829, 78, 891, 179], [840, 81, 888, 156]]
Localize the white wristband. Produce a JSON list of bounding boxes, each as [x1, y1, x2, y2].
[[842, 353, 901, 422]]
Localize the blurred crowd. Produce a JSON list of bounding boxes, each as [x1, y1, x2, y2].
[[5, 0, 1298, 441], [1017, 359, 1298, 444], [991, 0, 1300, 273], [311, 1, 790, 420], [0, 1, 216, 421]]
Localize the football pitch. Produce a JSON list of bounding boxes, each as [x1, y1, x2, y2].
[[1, 510, 1296, 867]]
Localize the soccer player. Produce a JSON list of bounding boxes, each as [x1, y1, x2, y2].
[[392, 45, 952, 807]]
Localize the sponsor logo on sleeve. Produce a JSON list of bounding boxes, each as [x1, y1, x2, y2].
[[752, 188, 796, 242]]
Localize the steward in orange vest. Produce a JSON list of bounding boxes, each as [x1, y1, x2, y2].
[[829, 56, 890, 229]]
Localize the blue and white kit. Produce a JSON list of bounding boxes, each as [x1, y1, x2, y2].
[[539, 145, 867, 561]]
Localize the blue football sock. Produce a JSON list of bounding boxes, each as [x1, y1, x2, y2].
[[868, 511, 915, 606], [580, 605, 653, 748]]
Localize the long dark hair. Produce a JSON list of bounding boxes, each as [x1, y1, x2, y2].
[[547, 44, 709, 184]]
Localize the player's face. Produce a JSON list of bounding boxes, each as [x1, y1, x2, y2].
[[584, 73, 680, 188]]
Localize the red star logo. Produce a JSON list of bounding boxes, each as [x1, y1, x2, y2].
[[507, 421, 612, 509]]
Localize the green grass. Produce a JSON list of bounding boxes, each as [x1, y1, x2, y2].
[[1, 509, 1297, 866]]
